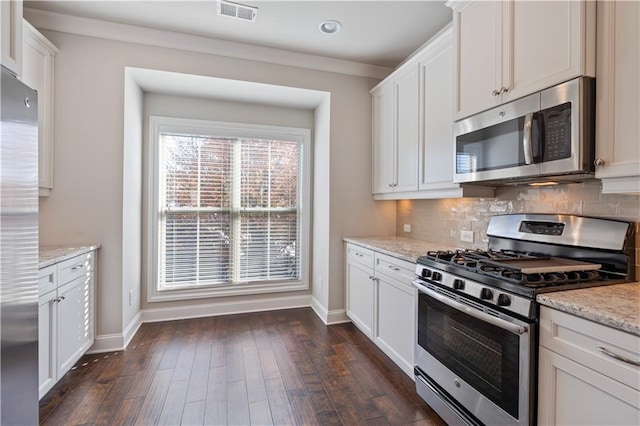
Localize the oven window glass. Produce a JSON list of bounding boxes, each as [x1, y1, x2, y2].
[[456, 116, 540, 173], [417, 292, 520, 418]]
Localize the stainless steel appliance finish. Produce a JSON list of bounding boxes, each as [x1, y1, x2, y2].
[[487, 213, 632, 252], [0, 67, 39, 424], [413, 214, 634, 426], [454, 77, 595, 185]]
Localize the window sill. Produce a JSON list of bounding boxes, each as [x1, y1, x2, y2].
[[148, 280, 309, 303]]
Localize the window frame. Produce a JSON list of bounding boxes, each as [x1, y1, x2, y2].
[[147, 116, 311, 302]]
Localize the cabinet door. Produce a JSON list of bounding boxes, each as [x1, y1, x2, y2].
[[21, 22, 57, 194], [393, 65, 419, 192], [453, 0, 502, 119], [372, 83, 395, 194], [503, 0, 593, 103], [375, 273, 415, 377], [0, 0, 22, 76], [595, 0, 640, 192], [57, 274, 94, 378], [38, 291, 57, 399], [538, 347, 640, 425], [419, 30, 457, 191], [345, 260, 375, 339]]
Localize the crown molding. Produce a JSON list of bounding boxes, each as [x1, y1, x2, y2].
[[24, 8, 392, 80]]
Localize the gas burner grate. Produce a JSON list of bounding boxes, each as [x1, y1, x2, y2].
[[425, 249, 603, 288]]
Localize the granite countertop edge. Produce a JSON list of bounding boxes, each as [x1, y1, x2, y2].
[[537, 282, 640, 337], [39, 244, 101, 269], [343, 236, 459, 264]]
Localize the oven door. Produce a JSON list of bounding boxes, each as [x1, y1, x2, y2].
[[413, 280, 535, 426]]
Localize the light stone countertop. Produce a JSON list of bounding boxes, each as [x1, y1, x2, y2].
[[343, 236, 458, 264], [39, 245, 100, 269], [537, 282, 640, 336]]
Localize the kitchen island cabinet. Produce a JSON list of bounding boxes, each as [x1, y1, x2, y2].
[[448, 0, 595, 120], [595, 0, 640, 194], [38, 246, 98, 399]]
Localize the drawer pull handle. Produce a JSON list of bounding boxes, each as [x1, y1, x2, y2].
[[55, 296, 66, 303], [71, 264, 84, 271], [597, 347, 640, 367], [387, 265, 400, 272], [354, 252, 364, 257]]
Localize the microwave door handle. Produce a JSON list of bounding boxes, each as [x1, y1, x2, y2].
[[523, 112, 534, 165]]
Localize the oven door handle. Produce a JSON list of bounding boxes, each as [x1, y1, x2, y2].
[[413, 281, 528, 336]]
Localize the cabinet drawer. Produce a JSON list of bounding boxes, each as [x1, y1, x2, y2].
[[38, 264, 57, 296], [58, 252, 94, 285], [346, 244, 374, 269], [540, 306, 640, 391], [375, 252, 415, 286]]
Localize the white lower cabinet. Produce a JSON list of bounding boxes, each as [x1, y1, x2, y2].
[[38, 290, 57, 398], [345, 243, 415, 377], [38, 250, 96, 399], [345, 244, 375, 339], [538, 306, 640, 425]]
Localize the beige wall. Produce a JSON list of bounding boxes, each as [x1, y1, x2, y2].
[[38, 30, 396, 339], [396, 180, 640, 277]]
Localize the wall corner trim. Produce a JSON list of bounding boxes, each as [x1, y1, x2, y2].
[[311, 296, 350, 325]]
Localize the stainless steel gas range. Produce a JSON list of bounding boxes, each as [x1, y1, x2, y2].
[[412, 214, 635, 426]]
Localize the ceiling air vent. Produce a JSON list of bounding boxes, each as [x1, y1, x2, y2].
[[217, 0, 258, 23]]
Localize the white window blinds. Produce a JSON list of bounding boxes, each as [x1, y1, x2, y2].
[[157, 131, 302, 292]]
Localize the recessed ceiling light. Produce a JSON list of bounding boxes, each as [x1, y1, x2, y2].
[[319, 20, 342, 35]]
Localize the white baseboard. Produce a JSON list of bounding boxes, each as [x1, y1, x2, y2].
[[89, 294, 318, 353], [87, 333, 125, 354], [87, 311, 143, 354], [326, 309, 350, 325], [140, 294, 312, 323], [310, 296, 350, 325], [123, 311, 142, 348]]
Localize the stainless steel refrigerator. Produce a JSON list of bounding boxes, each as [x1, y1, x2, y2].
[[0, 66, 39, 424]]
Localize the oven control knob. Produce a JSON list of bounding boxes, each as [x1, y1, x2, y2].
[[431, 272, 442, 282], [453, 279, 465, 290], [497, 294, 511, 306], [421, 269, 432, 279], [480, 288, 493, 300]]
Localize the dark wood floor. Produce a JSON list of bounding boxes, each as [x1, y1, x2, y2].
[[39, 308, 445, 425]]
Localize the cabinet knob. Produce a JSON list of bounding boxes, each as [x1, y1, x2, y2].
[[499, 86, 509, 94], [492, 89, 500, 96], [594, 158, 605, 167]]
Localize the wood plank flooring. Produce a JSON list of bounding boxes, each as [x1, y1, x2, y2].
[[39, 308, 445, 425]]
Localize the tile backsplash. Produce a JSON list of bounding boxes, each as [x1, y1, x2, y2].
[[396, 180, 640, 278]]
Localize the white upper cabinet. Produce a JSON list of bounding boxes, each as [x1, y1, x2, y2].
[[393, 66, 420, 193], [0, 0, 22, 76], [371, 25, 493, 200], [372, 65, 419, 195], [21, 20, 58, 196], [449, 0, 595, 120], [595, 0, 640, 194]]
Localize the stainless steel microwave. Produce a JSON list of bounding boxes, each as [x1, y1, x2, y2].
[[453, 77, 595, 185]]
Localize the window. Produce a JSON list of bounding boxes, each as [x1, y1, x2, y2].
[[148, 116, 310, 301]]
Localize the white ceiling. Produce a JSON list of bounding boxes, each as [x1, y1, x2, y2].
[[24, 1, 452, 68]]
